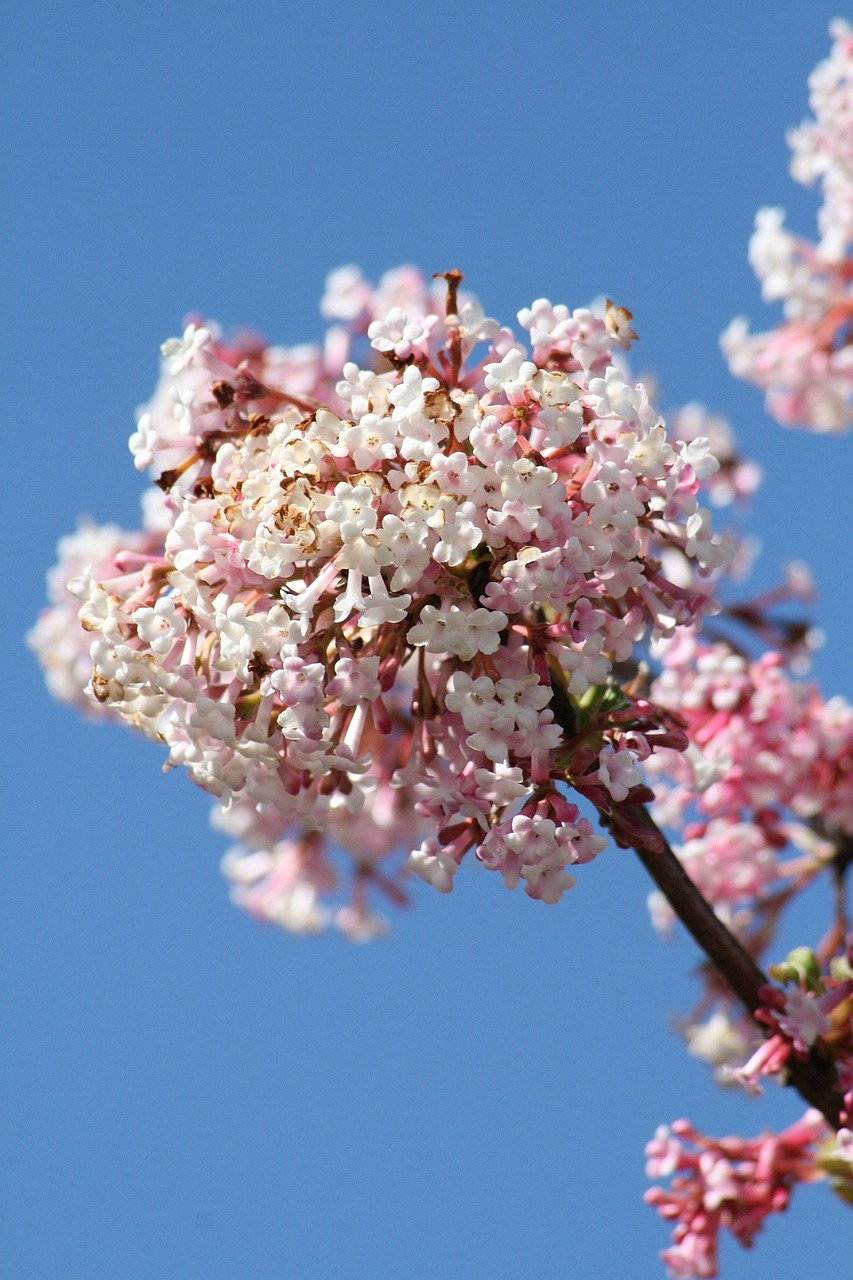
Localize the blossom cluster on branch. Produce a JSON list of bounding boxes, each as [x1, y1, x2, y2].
[[646, 626, 853, 931], [639, 21, 853, 1276], [31, 266, 727, 938], [645, 1108, 828, 1278], [30, 19, 853, 1280]]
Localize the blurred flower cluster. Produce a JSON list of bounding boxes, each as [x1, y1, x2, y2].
[[723, 19, 853, 430]]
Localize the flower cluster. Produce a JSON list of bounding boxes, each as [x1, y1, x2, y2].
[[641, 27, 853, 1270], [723, 20, 853, 431], [638, 618, 853, 1101], [645, 1109, 827, 1278], [31, 267, 728, 935], [645, 627, 853, 927], [29, 19, 853, 1280], [647, 937, 853, 1277]]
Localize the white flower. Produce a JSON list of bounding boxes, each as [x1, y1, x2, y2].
[[160, 323, 212, 374], [324, 482, 379, 538], [320, 264, 370, 321], [494, 674, 552, 732], [453, 298, 500, 347], [133, 596, 188, 656], [445, 672, 500, 730], [483, 346, 537, 394], [582, 462, 646, 532], [495, 457, 557, 508], [270, 657, 326, 707], [342, 414, 398, 469], [517, 298, 571, 347], [429, 498, 484, 565], [358, 580, 412, 627], [685, 1012, 751, 1069], [375, 514, 431, 591], [408, 839, 458, 893], [408, 604, 508, 661], [368, 308, 430, 359], [444, 672, 514, 761]]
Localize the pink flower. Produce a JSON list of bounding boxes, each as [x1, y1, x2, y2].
[[35, 264, 727, 935], [725, 22, 853, 432], [645, 1111, 827, 1278]]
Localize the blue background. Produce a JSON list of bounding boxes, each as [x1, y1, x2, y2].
[[4, 3, 853, 1277]]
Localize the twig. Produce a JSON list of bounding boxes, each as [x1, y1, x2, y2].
[[625, 804, 844, 1128]]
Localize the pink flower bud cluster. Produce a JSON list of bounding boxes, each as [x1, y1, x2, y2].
[[722, 21, 853, 431], [645, 628, 853, 924], [32, 266, 728, 936], [648, 942, 853, 1273], [645, 1109, 827, 1278]]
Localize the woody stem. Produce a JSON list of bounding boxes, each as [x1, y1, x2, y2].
[[627, 803, 844, 1128]]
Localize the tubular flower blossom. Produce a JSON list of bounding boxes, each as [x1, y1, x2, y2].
[[645, 1109, 828, 1278], [31, 266, 728, 936], [723, 20, 853, 431]]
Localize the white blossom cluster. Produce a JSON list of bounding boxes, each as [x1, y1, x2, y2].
[[32, 266, 729, 937], [723, 21, 853, 430]]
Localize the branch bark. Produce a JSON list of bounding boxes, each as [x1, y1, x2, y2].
[[623, 804, 845, 1129]]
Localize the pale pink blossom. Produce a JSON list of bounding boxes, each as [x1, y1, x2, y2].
[[724, 22, 853, 431], [35, 264, 727, 937]]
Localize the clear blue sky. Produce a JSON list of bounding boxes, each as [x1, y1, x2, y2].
[[4, 3, 852, 1277]]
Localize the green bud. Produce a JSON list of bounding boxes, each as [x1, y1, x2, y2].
[[818, 1137, 853, 1207], [769, 946, 824, 993]]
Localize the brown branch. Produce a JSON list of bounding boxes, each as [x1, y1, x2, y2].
[[623, 804, 844, 1129], [544, 662, 844, 1126]]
